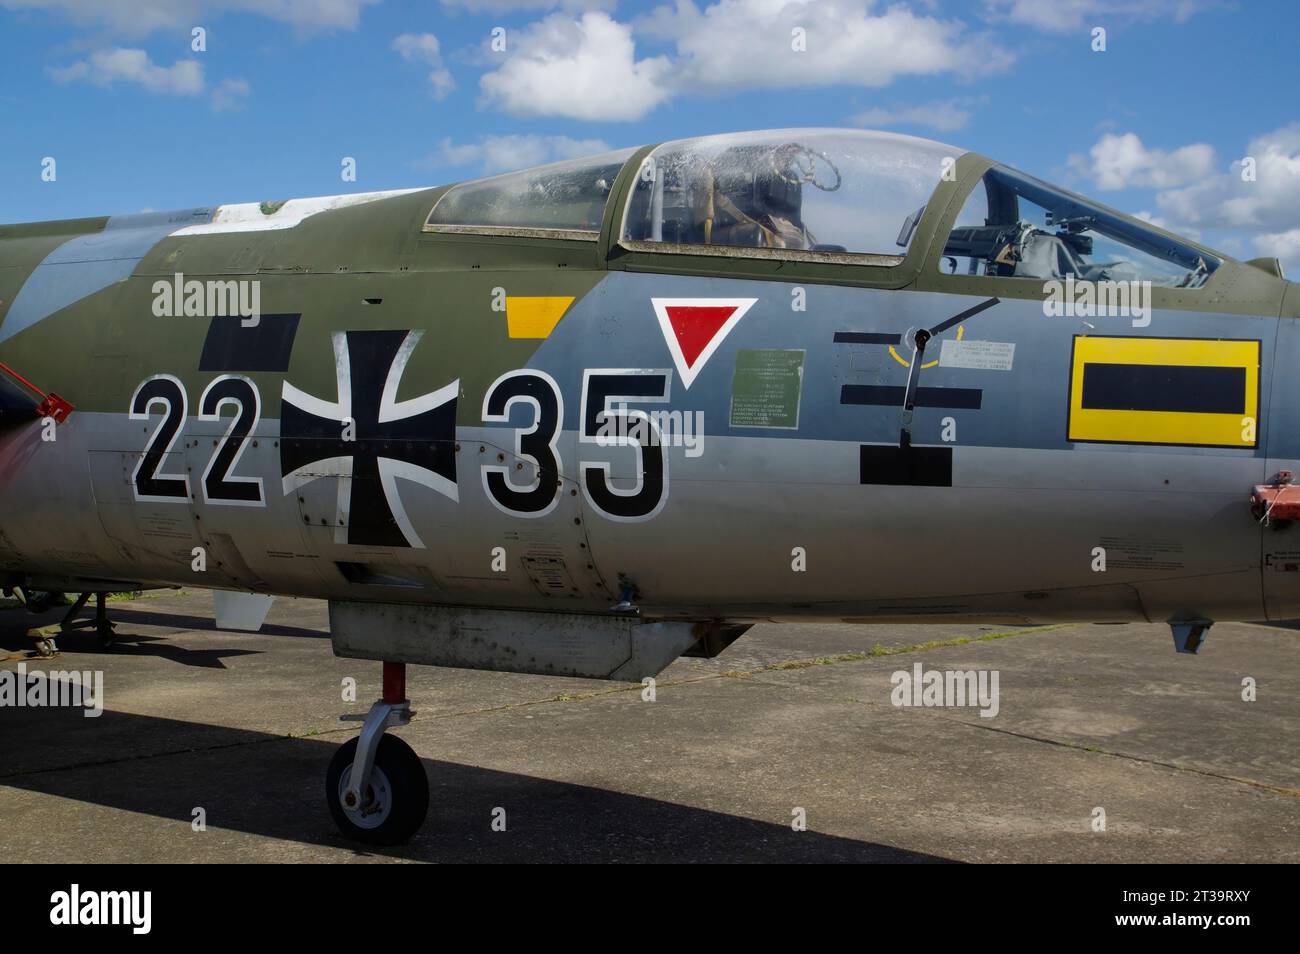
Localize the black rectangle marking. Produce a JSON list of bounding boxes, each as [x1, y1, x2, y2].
[[199, 313, 301, 373], [1080, 363, 1245, 414], [833, 331, 902, 345], [859, 445, 953, 487], [840, 385, 983, 409]]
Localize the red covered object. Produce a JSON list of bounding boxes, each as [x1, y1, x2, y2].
[[1251, 472, 1300, 522]]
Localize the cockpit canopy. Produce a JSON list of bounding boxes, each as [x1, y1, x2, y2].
[[942, 164, 1219, 287], [620, 129, 953, 260], [424, 128, 1224, 287]]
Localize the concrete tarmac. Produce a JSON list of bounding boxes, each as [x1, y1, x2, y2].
[[1, 590, 1295, 862]]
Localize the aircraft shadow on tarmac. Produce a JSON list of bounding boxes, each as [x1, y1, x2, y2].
[[0, 706, 955, 862], [102, 607, 327, 641], [0, 604, 324, 669], [1, 624, 261, 669]]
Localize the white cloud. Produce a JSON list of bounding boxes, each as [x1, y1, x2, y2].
[[1072, 125, 1300, 277], [393, 32, 442, 60], [983, 0, 1218, 32], [50, 48, 205, 95], [850, 98, 982, 132], [1253, 229, 1300, 276], [424, 134, 613, 175], [1133, 209, 1167, 228], [1132, 208, 1202, 240], [1068, 132, 1216, 190], [440, 0, 614, 10], [1154, 124, 1300, 232], [211, 77, 251, 111], [0, 0, 378, 35], [640, 0, 1013, 93], [478, 2, 1011, 121], [479, 12, 673, 121], [393, 32, 456, 100]]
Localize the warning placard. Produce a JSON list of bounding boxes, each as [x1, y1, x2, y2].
[[730, 349, 805, 429], [939, 339, 1016, 371]]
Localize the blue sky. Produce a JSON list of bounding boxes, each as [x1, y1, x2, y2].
[[1, 0, 1298, 272]]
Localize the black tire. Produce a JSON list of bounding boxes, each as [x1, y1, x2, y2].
[[325, 734, 428, 846]]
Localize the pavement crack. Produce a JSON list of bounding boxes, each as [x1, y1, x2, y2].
[[723, 624, 1077, 678], [433, 674, 725, 718], [953, 718, 1300, 798]]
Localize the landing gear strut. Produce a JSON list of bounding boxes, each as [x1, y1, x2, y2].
[[57, 592, 116, 648], [326, 661, 428, 845], [9, 589, 116, 655]]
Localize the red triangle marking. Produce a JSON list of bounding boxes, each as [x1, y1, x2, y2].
[[665, 305, 739, 369]]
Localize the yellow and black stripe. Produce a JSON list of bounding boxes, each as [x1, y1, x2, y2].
[[1068, 336, 1260, 448]]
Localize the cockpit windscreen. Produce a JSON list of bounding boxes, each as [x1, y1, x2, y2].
[[941, 165, 1220, 288]]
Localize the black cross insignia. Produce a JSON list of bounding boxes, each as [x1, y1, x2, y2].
[[280, 329, 458, 548]]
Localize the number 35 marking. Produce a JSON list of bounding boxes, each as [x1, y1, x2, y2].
[[480, 368, 671, 522]]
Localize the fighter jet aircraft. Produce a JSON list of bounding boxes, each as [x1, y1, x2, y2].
[[1, 128, 1296, 844]]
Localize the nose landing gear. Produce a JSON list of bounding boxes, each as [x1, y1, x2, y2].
[[326, 662, 428, 846]]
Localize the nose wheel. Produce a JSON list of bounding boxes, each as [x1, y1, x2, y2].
[[326, 661, 429, 845], [326, 734, 428, 845]]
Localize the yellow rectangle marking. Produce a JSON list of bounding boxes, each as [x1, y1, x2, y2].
[[1068, 336, 1259, 448]]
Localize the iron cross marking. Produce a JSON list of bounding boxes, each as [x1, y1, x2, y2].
[[280, 329, 459, 548]]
